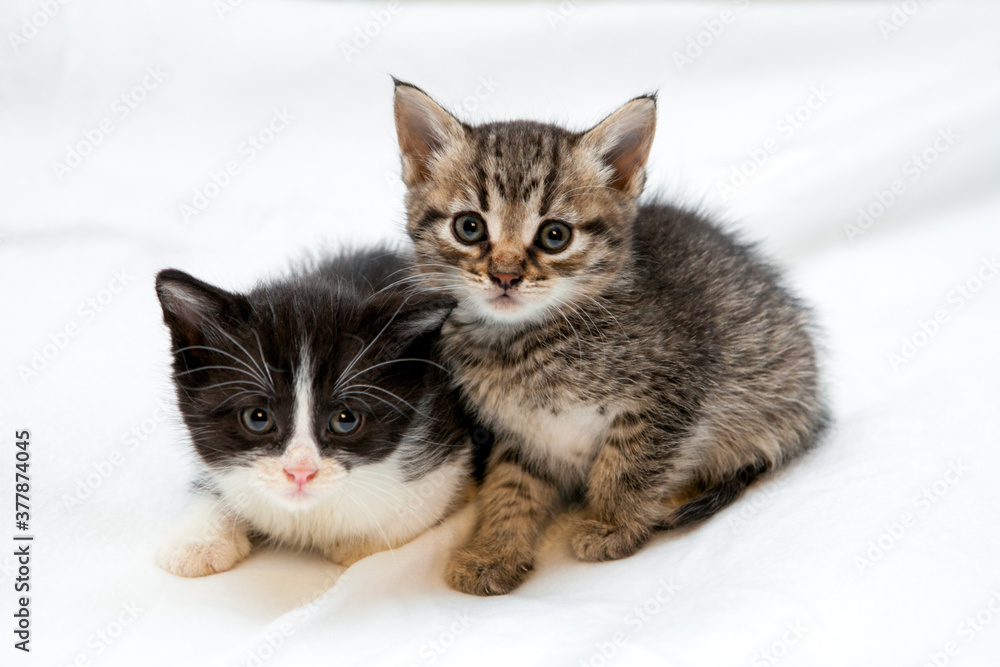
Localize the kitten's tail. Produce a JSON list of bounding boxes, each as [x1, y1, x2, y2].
[[660, 461, 770, 529]]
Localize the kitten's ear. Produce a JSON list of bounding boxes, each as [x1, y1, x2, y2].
[[393, 79, 466, 186], [155, 269, 240, 348], [378, 295, 457, 355], [580, 94, 657, 197]]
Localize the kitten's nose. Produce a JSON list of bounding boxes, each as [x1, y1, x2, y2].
[[490, 272, 522, 290], [284, 467, 318, 490]]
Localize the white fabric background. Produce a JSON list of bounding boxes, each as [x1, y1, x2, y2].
[[1, 1, 998, 666]]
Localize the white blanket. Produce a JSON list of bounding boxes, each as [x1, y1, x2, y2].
[[2, 1, 998, 665]]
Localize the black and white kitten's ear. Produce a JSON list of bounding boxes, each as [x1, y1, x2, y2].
[[155, 269, 242, 348], [393, 79, 466, 186], [580, 94, 657, 197], [377, 294, 457, 357]]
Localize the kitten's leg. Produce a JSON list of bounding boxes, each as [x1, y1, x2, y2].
[[321, 538, 382, 568], [447, 444, 559, 596], [569, 412, 667, 562], [156, 494, 252, 577]]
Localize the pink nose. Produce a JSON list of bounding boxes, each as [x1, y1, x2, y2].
[[284, 467, 318, 489]]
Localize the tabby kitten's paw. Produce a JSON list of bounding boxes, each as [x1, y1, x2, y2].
[[156, 532, 251, 578], [322, 540, 379, 568], [568, 517, 649, 562], [447, 545, 533, 596]]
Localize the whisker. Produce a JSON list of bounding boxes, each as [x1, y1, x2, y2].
[[180, 379, 267, 393], [341, 390, 411, 417], [174, 364, 269, 390], [251, 329, 276, 388], [204, 322, 275, 393], [212, 388, 271, 411], [173, 347, 270, 389], [340, 383, 420, 413], [332, 300, 410, 395], [337, 357, 448, 390], [344, 493, 397, 568]]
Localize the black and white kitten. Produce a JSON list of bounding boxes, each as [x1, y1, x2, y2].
[[393, 82, 828, 595], [155, 248, 474, 576]]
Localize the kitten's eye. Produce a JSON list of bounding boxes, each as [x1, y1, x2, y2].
[[536, 220, 572, 253], [240, 407, 274, 434], [453, 213, 487, 244], [329, 408, 363, 435]]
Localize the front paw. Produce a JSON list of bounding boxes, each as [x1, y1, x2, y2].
[[447, 544, 533, 596], [322, 539, 378, 568], [568, 517, 648, 563], [156, 534, 250, 577]]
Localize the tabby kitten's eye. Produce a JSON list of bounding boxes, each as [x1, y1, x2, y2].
[[329, 408, 363, 435], [240, 407, 274, 434], [536, 220, 573, 253], [453, 213, 487, 244]]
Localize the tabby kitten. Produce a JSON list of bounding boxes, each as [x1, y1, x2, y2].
[[392, 81, 827, 595], [155, 248, 473, 576]]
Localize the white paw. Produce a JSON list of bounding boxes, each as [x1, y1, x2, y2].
[[156, 533, 250, 577]]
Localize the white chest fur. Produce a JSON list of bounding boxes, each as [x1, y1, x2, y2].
[[493, 397, 612, 474], [210, 450, 466, 554]]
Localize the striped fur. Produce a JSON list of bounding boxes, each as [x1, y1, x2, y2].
[[394, 82, 827, 595]]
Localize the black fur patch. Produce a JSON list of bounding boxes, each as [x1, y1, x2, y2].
[[156, 247, 475, 480]]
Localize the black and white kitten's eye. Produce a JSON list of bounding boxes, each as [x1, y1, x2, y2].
[[453, 213, 487, 244], [329, 408, 363, 435], [536, 220, 573, 253], [240, 407, 274, 434]]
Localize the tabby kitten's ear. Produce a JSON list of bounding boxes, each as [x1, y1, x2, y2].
[[155, 269, 245, 349], [393, 79, 466, 186], [580, 94, 657, 197]]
